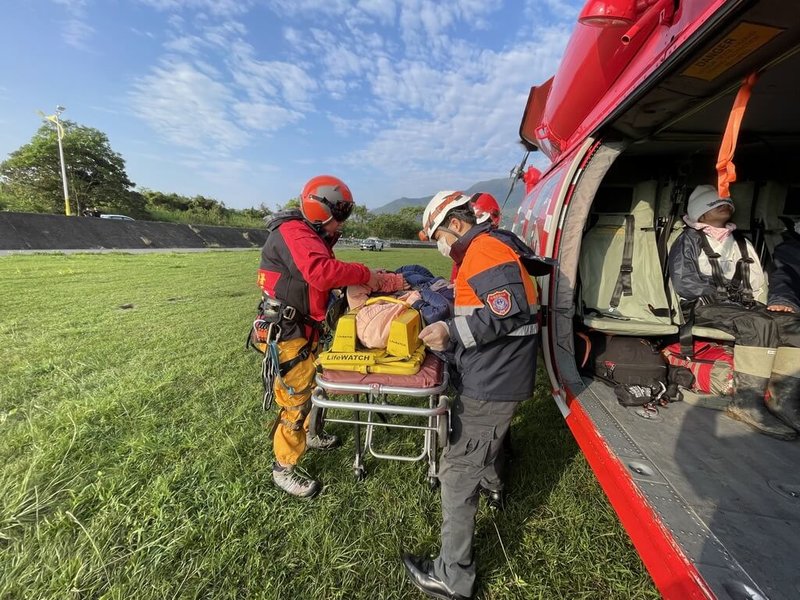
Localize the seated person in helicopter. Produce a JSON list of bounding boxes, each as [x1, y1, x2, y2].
[[668, 184, 800, 440]]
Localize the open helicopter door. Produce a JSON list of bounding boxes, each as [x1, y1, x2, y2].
[[516, 138, 729, 599], [513, 136, 601, 417]]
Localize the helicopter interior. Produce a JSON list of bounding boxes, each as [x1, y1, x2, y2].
[[546, 2, 800, 597]]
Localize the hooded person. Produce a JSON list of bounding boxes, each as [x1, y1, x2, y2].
[[668, 184, 800, 439], [257, 175, 384, 498], [402, 191, 542, 600], [767, 219, 800, 314]]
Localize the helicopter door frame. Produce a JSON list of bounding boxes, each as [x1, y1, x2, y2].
[[538, 138, 716, 599]]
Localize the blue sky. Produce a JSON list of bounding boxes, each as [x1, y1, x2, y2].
[[0, 0, 581, 210]]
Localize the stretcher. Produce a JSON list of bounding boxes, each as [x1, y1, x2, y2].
[[311, 351, 450, 485]]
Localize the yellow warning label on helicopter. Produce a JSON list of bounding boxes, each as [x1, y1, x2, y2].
[[683, 22, 783, 81]]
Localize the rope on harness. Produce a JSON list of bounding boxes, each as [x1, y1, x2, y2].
[[261, 327, 316, 412], [261, 324, 281, 411]]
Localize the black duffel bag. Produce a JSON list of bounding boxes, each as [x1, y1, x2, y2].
[[576, 333, 671, 406]]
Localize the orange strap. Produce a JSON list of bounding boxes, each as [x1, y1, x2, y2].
[[716, 73, 758, 199]]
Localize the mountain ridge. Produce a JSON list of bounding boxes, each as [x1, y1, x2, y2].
[[372, 176, 526, 220]]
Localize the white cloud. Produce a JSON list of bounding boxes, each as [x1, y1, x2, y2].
[[340, 21, 572, 195], [137, 0, 253, 17], [164, 35, 204, 55], [129, 58, 249, 153], [232, 101, 303, 131], [51, 0, 94, 48], [356, 0, 396, 24], [227, 40, 317, 111], [124, 0, 579, 206], [130, 27, 156, 39]]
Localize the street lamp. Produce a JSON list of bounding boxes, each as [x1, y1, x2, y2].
[[53, 106, 71, 216], [41, 106, 72, 216]]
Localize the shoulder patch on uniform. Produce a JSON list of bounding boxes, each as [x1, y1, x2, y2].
[[486, 289, 512, 316]]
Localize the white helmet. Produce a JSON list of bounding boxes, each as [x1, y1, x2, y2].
[[419, 191, 473, 241]]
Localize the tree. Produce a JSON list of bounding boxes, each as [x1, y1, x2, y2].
[[0, 120, 144, 216], [397, 205, 425, 223], [369, 213, 420, 239], [277, 197, 301, 211]]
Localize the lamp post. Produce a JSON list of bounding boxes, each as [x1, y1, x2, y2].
[[53, 106, 72, 216], [41, 106, 73, 216]]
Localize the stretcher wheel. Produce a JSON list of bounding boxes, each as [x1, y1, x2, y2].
[[437, 396, 450, 448], [354, 467, 367, 482], [428, 477, 440, 490]]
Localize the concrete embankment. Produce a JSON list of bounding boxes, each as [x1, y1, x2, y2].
[[0, 212, 268, 251]]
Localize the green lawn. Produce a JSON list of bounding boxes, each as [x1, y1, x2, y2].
[[0, 249, 658, 599]]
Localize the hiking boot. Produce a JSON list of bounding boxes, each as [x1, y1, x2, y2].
[[726, 372, 796, 441], [272, 463, 321, 498], [306, 431, 341, 450], [766, 348, 800, 432]]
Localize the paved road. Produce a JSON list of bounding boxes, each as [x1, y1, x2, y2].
[[0, 247, 258, 256]]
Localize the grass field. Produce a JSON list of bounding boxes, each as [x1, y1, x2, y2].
[[0, 248, 658, 599]]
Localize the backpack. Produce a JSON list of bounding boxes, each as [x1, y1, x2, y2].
[[662, 341, 734, 396], [576, 333, 668, 387]]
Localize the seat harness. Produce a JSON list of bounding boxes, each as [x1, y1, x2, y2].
[[697, 230, 755, 308], [679, 230, 755, 357]]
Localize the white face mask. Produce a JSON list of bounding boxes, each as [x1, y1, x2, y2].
[[436, 237, 452, 258]]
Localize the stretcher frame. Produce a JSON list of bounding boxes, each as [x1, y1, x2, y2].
[[311, 369, 450, 485]]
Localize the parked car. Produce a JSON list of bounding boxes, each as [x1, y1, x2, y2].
[[99, 214, 135, 221], [359, 237, 385, 251]]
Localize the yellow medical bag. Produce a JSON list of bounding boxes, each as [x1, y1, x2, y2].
[[321, 295, 426, 374], [327, 296, 422, 358], [316, 344, 426, 375]]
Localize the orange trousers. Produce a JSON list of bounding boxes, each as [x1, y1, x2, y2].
[[272, 337, 317, 466]]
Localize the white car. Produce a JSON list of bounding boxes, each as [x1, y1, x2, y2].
[[359, 237, 385, 251], [99, 214, 135, 221]]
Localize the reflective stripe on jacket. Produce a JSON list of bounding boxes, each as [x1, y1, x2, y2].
[[446, 226, 539, 402]]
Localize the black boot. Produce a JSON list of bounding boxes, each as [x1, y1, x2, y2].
[[766, 373, 800, 432], [765, 347, 800, 432], [726, 372, 797, 440], [480, 485, 505, 511]]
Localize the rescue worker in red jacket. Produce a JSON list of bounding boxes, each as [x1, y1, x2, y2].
[[402, 191, 543, 600], [258, 175, 381, 498]]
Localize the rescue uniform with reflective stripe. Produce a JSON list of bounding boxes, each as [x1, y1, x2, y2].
[[257, 211, 371, 465], [432, 222, 540, 597], [447, 224, 539, 402]]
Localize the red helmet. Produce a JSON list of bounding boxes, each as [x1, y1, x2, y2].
[[471, 193, 501, 227], [300, 175, 355, 225]]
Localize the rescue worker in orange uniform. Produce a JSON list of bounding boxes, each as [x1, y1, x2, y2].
[[258, 175, 381, 497], [402, 191, 547, 600], [449, 192, 501, 283]]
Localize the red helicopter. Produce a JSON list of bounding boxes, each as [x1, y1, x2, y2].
[[511, 1, 800, 598]]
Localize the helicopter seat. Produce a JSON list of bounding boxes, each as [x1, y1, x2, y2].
[[579, 180, 678, 337]]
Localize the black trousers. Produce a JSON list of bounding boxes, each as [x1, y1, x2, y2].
[[694, 304, 800, 349], [432, 395, 519, 597]]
